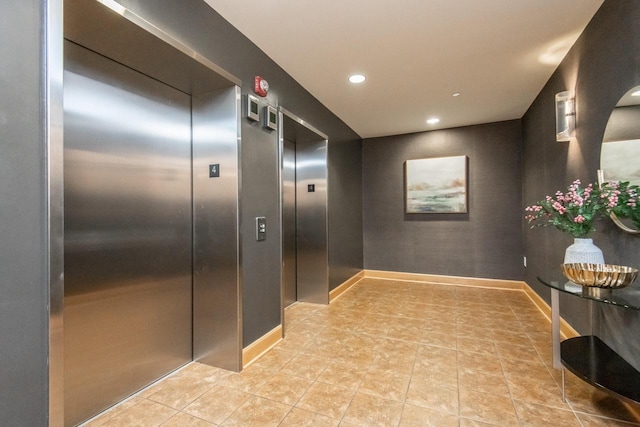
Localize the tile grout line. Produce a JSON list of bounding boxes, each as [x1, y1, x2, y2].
[[495, 341, 524, 427]]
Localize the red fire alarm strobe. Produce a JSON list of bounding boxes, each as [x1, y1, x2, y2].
[[254, 76, 269, 97]]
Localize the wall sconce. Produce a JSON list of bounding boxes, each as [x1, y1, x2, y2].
[[555, 90, 575, 142]]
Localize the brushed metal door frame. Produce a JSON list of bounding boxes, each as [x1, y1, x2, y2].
[[279, 107, 329, 332], [282, 139, 297, 308], [192, 86, 243, 372], [47, 1, 65, 426]]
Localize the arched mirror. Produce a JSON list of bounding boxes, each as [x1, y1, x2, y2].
[[599, 85, 640, 234]]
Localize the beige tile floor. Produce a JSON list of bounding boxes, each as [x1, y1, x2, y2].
[[83, 278, 640, 426]]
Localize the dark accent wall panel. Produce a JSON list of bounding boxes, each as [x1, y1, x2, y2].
[[522, 0, 640, 369], [363, 120, 523, 280], [240, 121, 281, 346], [114, 0, 363, 346], [0, 1, 52, 426], [328, 138, 363, 289]]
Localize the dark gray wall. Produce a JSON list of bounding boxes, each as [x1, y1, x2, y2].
[[363, 120, 523, 280], [522, 0, 640, 369], [329, 139, 363, 290], [114, 0, 363, 346], [240, 119, 281, 346], [0, 1, 59, 425]]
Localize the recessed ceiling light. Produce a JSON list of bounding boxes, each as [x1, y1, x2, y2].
[[452, 92, 461, 97], [348, 74, 366, 84], [632, 90, 640, 97], [427, 117, 440, 125]]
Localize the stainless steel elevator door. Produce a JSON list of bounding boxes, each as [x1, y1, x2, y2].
[[282, 139, 297, 308], [280, 111, 329, 307], [64, 42, 192, 426], [280, 112, 329, 307]]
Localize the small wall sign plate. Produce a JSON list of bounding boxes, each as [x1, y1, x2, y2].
[[247, 95, 259, 121], [265, 105, 277, 130]]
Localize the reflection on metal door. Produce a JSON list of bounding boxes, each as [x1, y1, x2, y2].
[[64, 41, 192, 426], [283, 139, 297, 307]]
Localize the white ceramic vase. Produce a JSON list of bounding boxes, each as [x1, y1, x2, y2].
[[563, 238, 604, 264]]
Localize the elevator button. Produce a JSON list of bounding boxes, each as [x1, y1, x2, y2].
[[256, 217, 266, 241]]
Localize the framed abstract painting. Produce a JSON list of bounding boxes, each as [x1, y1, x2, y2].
[[404, 155, 468, 214]]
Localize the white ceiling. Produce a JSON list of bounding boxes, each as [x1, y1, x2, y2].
[[204, 0, 603, 139]]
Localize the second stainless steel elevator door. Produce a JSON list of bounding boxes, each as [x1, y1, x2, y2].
[[64, 41, 192, 426], [280, 110, 329, 307]]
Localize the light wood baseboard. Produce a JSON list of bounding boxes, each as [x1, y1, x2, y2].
[[242, 325, 282, 368], [329, 270, 365, 302], [363, 269, 526, 291]]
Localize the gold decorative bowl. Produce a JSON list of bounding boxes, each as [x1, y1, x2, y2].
[[562, 263, 638, 289]]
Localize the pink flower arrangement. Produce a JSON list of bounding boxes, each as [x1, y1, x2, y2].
[[525, 179, 607, 238], [599, 181, 640, 228]]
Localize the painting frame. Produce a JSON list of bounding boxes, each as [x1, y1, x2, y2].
[[404, 155, 468, 214]]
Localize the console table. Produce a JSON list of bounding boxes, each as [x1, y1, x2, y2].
[[537, 275, 640, 404]]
